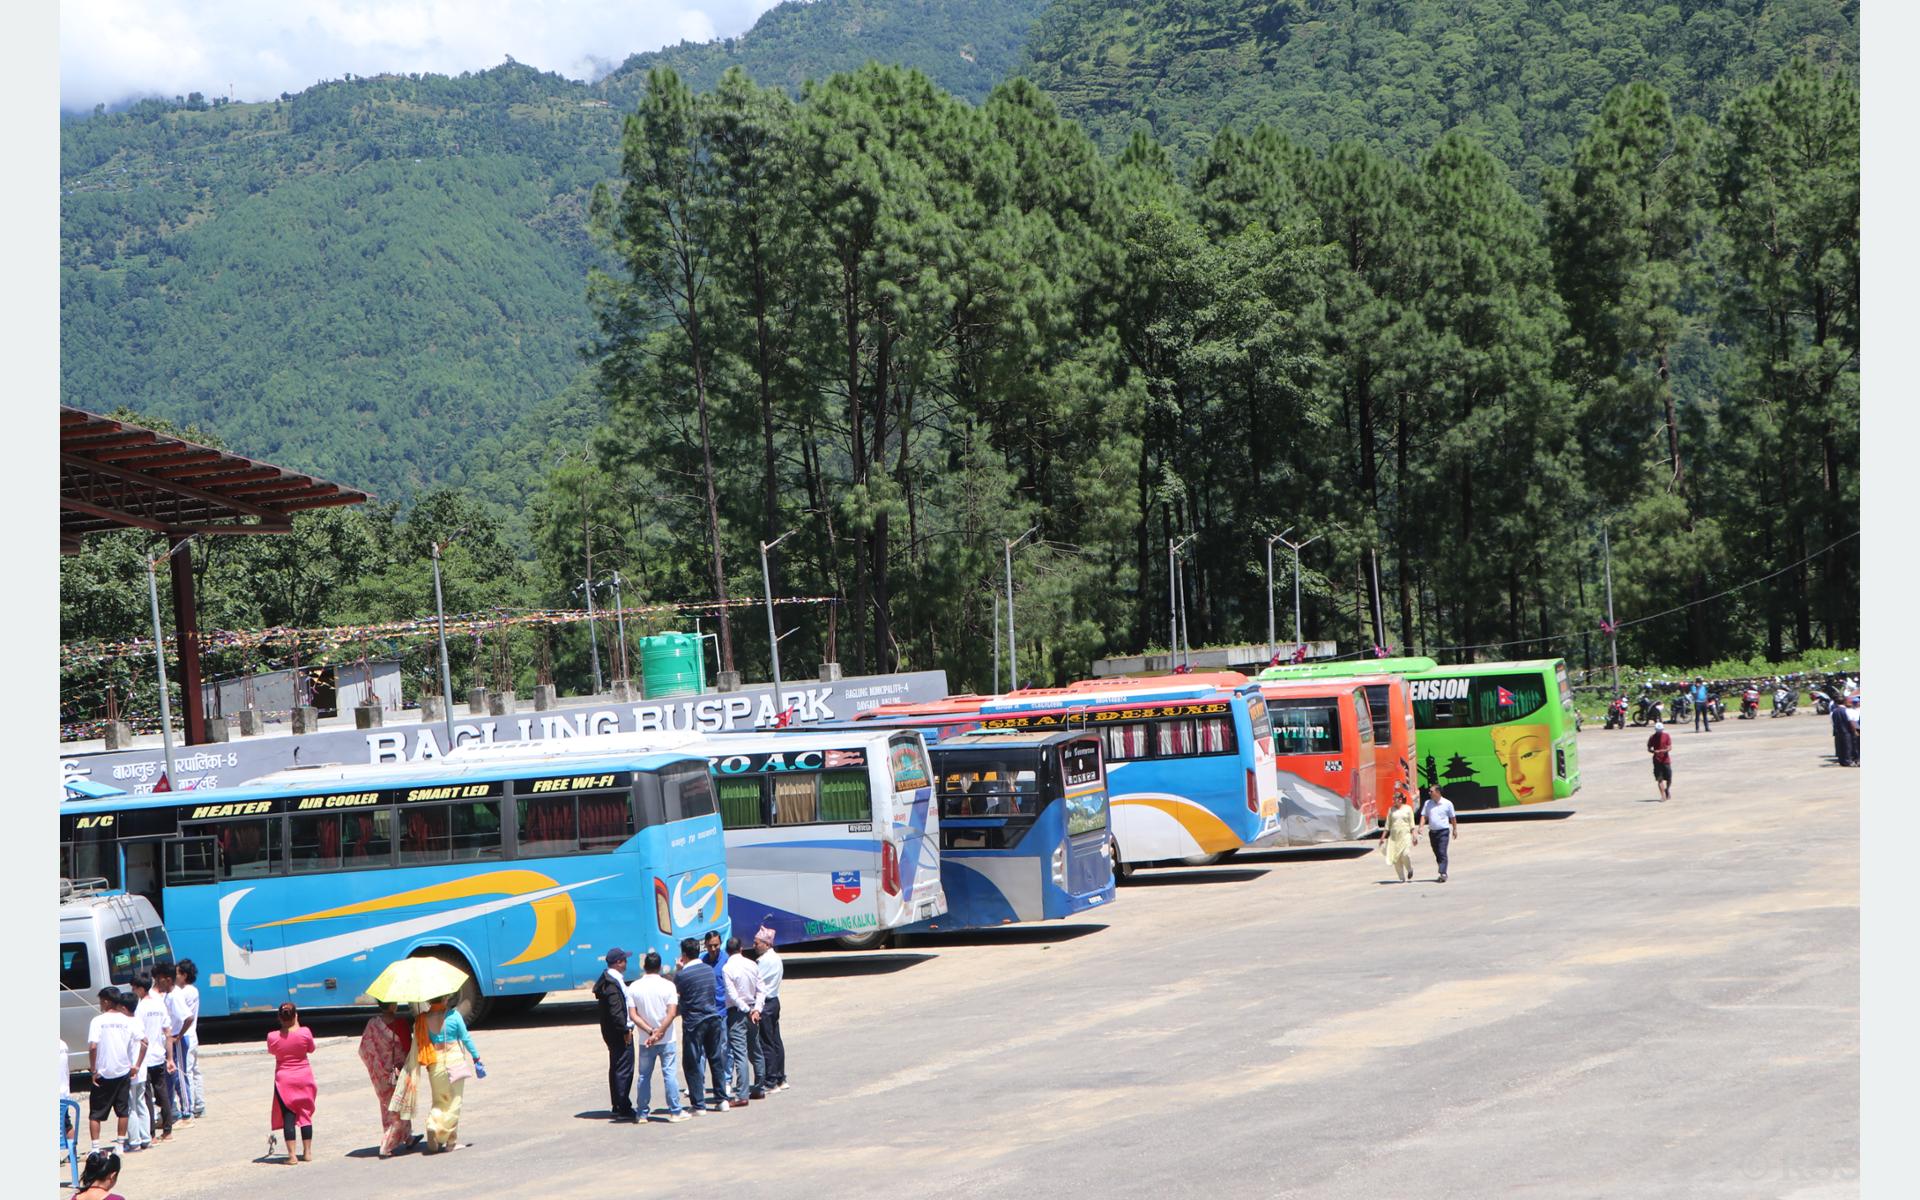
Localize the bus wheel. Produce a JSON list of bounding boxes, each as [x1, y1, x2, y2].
[[834, 930, 891, 951], [415, 947, 490, 1025], [1179, 852, 1227, 866], [1111, 839, 1135, 883]]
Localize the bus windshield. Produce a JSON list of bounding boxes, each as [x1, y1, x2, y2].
[[1270, 701, 1341, 754]]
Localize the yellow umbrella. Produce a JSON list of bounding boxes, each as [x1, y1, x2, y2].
[[364, 956, 469, 1005]]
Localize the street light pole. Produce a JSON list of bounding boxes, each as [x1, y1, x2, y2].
[[144, 537, 196, 790], [430, 536, 459, 752], [1005, 526, 1039, 691], [610, 570, 629, 684], [760, 529, 797, 714], [1603, 523, 1620, 694], [582, 519, 603, 696], [1170, 533, 1196, 670], [1273, 530, 1322, 658], [1264, 529, 1290, 663]]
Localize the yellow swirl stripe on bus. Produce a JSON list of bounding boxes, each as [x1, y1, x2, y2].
[[1111, 797, 1244, 854], [250, 869, 578, 967]]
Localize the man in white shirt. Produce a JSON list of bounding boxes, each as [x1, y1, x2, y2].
[[719, 936, 765, 1105], [1418, 786, 1459, 883], [176, 959, 205, 1117], [128, 972, 174, 1148], [87, 987, 144, 1149], [155, 963, 191, 1123], [625, 951, 688, 1121], [755, 928, 789, 1092]]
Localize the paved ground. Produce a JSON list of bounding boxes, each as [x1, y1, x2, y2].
[[67, 714, 1859, 1199]]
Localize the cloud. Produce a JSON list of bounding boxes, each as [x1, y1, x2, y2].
[[59, 0, 800, 110]]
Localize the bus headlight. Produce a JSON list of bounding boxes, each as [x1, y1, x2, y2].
[[1052, 841, 1068, 890]]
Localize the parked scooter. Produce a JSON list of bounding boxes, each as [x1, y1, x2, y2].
[[1670, 691, 1692, 722], [1706, 688, 1726, 722], [1633, 692, 1664, 726], [1738, 686, 1761, 719], [1771, 684, 1797, 717]]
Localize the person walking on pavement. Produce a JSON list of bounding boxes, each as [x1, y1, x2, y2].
[[1691, 678, 1711, 732], [1417, 786, 1458, 882], [1647, 720, 1674, 800], [593, 948, 637, 1122], [1845, 693, 1861, 766], [1830, 688, 1857, 766], [720, 936, 765, 1106], [754, 927, 789, 1092], [358, 1001, 415, 1157], [674, 938, 728, 1114], [626, 951, 688, 1122], [268, 1001, 317, 1164], [1380, 789, 1419, 883]]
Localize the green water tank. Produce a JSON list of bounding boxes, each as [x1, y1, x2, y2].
[[640, 632, 708, 699]]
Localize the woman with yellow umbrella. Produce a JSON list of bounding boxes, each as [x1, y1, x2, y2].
[[369, 957, 486, 1154]]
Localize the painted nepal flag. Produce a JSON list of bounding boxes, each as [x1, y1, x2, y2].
[[1497, 686, 1516, 706], [824, 749, 866, 768], [831, 870, 862, 904]]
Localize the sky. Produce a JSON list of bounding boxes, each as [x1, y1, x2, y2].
[[59, 0, 789, 111]]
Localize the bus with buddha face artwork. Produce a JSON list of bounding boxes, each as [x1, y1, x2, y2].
[[1257, 658, 1579, 809]]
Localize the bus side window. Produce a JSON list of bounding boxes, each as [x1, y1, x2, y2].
[[819, 771, 872, 823], [399, 806, 451, 865], [517, 795, 577, 858], [1195, 716, 1234, 754], [449, 802, 503, 861], [658, 765, 718, 822], [1101, 722, 1149, 762], [771, 775, 817, 825], [715, 776, 768, 829], [578, 791, 635, 851], [198, 818, 280, 878], [632, 773, 667, 829]]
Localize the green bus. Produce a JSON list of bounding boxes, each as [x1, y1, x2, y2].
[[1256, 658, 1580, 810]]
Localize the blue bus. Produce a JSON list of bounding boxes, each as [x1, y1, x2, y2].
[[857, 678, 1281, 877], [56, 750, 730, 1022], [915, 729, 1114, 929]]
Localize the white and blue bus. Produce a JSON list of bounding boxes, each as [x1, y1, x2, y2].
[[916, 729, 1114, 929], [56, 749, 730, 1021], [449, 729, 945, 949]]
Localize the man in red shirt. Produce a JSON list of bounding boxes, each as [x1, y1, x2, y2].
[[1646, 720, 1673, 801]]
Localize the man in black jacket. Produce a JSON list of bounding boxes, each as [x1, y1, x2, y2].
[[593, 947, 636, 1122]]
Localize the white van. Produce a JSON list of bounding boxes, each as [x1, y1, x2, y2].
[[60, 879, 174, 1075]]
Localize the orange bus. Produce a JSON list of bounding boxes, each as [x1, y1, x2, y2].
[[1257, 679, 1380, 843], [1336, 673, 1418, 813]]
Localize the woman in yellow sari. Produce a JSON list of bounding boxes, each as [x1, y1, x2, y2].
[[392, 995, 483, 1153], [1381, 789, 1419, 883]]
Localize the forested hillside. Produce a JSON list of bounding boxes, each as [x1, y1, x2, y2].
[[1025, 0, 1859, 175], [600, 0, 1048, 105]]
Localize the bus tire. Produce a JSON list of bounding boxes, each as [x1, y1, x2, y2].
[[1180, 852, 1227, 866], [1111, 838, 1135, 883], [414, 946, 489, 1025], [834, 930, 891, 951]]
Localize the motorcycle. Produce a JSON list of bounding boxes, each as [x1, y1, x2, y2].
[[1670, 692, 1691, 722], [1706, 690, 1726, 722], [1633, 694, 1663, 726], [1739, 687, 1760, 719], [1771, 686, 1797, 717], [1812, 686, 1835, 716], [1604, 695, 1629, 730]]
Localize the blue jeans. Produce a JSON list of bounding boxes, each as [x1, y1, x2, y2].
[[725, 1008, 752, 1100], [680, 1016, 726, 1111], [637, 1038, 683, 1116], [1430, 827, 1452, 878]]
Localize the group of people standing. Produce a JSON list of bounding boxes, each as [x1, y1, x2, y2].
[[595, 927, 789, 1122], [80, 960, 205, 1157], [1830, 690, 1863, 767], [1380, 787, 1460, 883]]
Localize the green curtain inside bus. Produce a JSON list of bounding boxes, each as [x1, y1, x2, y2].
[[818, 772, 873, 823], [716, 777, 765, 829]]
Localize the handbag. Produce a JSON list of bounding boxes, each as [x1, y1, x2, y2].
[[444, 1047, 477, 1083]]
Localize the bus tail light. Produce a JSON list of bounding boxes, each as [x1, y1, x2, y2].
[[881, 841, 900, 896], [1052, 841, 1068, 890], [1246, 769, 1261, 814], [653, 877, 671, 934]]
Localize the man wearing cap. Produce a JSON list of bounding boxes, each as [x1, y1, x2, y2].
[[1647, 720, 1674, 801], [754, 927, 788, 1092], [592, 947, 637, 1122]]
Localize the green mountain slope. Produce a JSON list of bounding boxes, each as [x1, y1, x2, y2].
[[1023, 0, 1858, 174], [598, 0, 1048, 105]]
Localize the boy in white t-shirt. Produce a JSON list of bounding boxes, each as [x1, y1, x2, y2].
[[86, 987, 144, 1149], [177, 959, 204, 1116]]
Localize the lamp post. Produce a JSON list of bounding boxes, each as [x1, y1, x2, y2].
[[144, 535, 196, 789], [1272, 529, 1321, 658], [609, 570, 630, 684], [1264, 530, 1287, 663], [1169, 533, 1196, 670], [760, 528, 797, 715], [1004, 526, 1040, 691], [429, 528, 466, 753], [1602, 522, 1620, 694]]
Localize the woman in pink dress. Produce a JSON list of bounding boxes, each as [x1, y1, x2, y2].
[[358, 1001, 414, 1157], [267, 1001, 317, 1164]]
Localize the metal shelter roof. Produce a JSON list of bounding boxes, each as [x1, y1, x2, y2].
[[59, 406, 371, 553]]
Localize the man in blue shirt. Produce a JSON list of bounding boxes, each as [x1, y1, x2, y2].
[[700, 931, 730, 1101], [673, 938, 729, 1114], [1691, 678, 1711, 733]]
